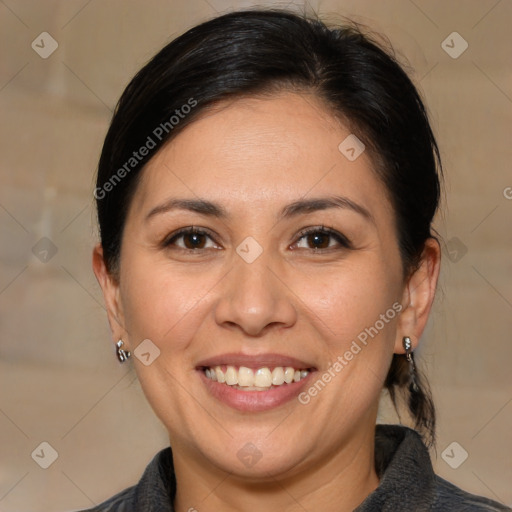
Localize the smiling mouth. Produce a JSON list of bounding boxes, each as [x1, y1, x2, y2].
[[202, 365, 311, 391]]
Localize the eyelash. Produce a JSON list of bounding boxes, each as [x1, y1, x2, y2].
[[162, 225, 352, 253], [162, 227, 218, 252], [295, 226, 352, 251]]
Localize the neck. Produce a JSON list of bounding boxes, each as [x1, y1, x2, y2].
[[172, 422, 379, 512]]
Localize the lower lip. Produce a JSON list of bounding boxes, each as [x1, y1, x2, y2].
[[198, 370, 314, 412]]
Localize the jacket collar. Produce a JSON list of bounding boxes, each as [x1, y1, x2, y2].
[[355, 425, 436, 511], [132, 424, 435, 511]]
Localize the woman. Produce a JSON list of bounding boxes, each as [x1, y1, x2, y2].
[[87, 8, 509, 512]]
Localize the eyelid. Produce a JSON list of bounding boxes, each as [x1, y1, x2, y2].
[[162, 226, 221, 249], [293, 225, 352, 249], [161, 225, 352, 252]]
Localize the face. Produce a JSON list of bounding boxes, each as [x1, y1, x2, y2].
[[95, 91, 436, 480]]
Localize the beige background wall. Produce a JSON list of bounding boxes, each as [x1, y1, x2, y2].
[[0, 0, 511, 510]]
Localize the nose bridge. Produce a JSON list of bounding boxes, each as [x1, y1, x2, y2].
[[214, 243, 296, 335]]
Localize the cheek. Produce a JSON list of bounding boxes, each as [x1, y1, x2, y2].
[[119, 254, 222, 349], [117, 258, 217, 428], [289, 265, 400, 445], [297, 260, 401, 413], [301, 262, 400, 347]]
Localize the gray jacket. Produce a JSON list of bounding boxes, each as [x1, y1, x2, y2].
[[77, 424, 510, 511]]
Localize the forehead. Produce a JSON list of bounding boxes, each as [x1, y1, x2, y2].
[[130, 92, 393, 221]]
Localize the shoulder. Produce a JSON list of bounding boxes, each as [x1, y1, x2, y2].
[[431, 475, 511, 511], [359, 425, 510, 512], [74, 485, 136, 512], [72, 447, 175, 512]]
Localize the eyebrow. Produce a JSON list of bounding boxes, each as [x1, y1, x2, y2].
[[281, 196, 374, 224], [145, 195, 374, 224]]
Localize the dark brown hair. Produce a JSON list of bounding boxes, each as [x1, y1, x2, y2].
[[95, 8, 442, 445]]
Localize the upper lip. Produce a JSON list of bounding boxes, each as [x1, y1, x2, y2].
[[196, 352, 316, 370]]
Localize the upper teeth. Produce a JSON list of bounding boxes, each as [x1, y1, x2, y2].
[[205, 366, 309, 389]]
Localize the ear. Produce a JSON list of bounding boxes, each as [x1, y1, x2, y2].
[[394, 237, 441, 354], [92, 243, 128, 347]]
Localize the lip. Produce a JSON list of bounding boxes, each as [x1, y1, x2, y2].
[[199, 370, 314, 412], [196, 352, 317, 412], [196, 352, 315, 371]]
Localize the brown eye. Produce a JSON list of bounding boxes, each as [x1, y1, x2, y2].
[[182, 232, 207, 249], [163, 228, 219, 251], [306, 232, 331, 249], [295, 227, 351, 251]]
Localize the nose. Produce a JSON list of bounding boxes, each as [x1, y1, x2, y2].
[[214, 250, 297, 337]]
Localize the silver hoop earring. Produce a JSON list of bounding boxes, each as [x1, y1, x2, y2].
[[116, 340, 131, 363], [402, 336, 414, 364], [402, 336, 418, 392]]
